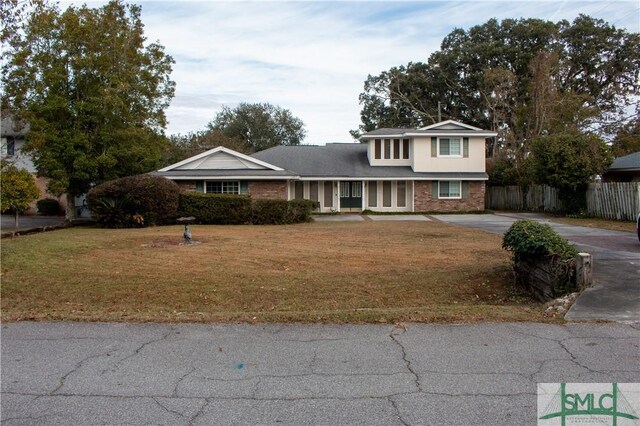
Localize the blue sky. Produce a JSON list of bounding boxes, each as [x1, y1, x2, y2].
[[68, 1, 640, 142]]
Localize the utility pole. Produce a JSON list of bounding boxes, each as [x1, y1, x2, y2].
[[437, 102, 442, 122]]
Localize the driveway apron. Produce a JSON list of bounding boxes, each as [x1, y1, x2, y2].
[[432, 213, 640, 323]]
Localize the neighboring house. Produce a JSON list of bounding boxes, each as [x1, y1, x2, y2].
[[1, 115, 68, 215], [154, 120, 496, 213], [603, 151, 640, 182], [1, 115, 35, 173]]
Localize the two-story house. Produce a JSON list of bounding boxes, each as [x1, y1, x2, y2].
[[154, 120, 496, 213]]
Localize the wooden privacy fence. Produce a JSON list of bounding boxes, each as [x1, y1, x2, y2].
[[586, 182, 640, 221], [485, 185, 562, 212], [486, 182, 640, 221]]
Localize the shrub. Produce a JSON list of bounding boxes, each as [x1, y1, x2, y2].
[[287, 199, 317, 223], [252, 199, 291, 225], [178, 193, 252, 224], [502, 219, 580, 300], [502, 220, 578, 262], [87, 175, 180, 228], [36, 198, 63, 215], [178, 194, 317, 225]]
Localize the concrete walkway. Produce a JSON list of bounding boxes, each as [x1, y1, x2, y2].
[[2, 322, 639, 425], [313, 214, 430, 222], [433, 213, 640, 323]]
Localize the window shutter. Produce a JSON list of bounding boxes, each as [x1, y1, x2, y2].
[[432, 181, 439, 199], [195, 181, 204, 193], [431, 137, 437, 157], [463, 138, 469, 158], [462, 181, 470, 199], [240, 180, 249, 194]]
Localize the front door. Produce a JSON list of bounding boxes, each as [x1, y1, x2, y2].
[[339, 181, 362, 210]]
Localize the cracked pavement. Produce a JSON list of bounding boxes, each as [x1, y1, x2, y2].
[[2, 322, 639, 425]]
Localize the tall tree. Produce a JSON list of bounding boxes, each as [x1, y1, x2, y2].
[[2, 0, 175, 217], [530, 133, 612, 212], [208, 103, 306, 153], [353, 15, 640, 168]]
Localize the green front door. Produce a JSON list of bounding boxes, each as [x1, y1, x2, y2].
[[340, 181, 362, 210]]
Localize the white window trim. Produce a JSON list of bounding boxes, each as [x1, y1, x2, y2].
[[438, 180, 462, 199], [204, 180, 241, 194], [437, 137, 462, 158]]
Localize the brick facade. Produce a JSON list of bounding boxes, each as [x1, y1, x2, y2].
[[248, 180, 288, 200], [413, 181, 485, 212], [176, 181, 197, 192]]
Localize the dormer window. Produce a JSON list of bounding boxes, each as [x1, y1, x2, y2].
[[374, 138, 410, 160]]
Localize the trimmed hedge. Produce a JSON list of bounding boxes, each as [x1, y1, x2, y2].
[[502, 219, 578, 262], [36, 198, 64, 216], [178, 193, 252, 225], [502, 219, 580, 300], [179, 193, 317, 225], [87, 175, 180, 228]]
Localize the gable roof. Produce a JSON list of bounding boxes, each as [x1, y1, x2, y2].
[[418, 120, 483, 131], [608, 152, 640, 171], [359, 119, 496, 139], [158, 146, 284, 172]]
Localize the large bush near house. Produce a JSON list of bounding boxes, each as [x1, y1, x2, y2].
[[252, 199, 317, 225], [179, 193, 317, 225], [502, 220, 579, 301], [87, 175, 180, 228], [178, 193, 252, 224]]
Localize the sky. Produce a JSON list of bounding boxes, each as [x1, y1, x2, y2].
[[66, 1, 640, 143]]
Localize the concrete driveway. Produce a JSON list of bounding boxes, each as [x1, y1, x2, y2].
[[2, 321, 639, 425], [433, 213, 640, 323]]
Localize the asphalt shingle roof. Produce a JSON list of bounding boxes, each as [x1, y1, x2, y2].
[[251, 143, 488, 179], [608, 152, 640, 171]]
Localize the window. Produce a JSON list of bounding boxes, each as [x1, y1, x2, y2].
[[439, 138, 461, 157], [402, 139, 409, 159], [397, 181, 406, 207], [206, 181, 239, 194], [1, 137, 15, 157], [374, 139, 381, 159], [438, 181, 461, 199], [384, 139, 391, 159], [340, 182, 350, 197], [368, 181, 377, 207], [393, 139, 400, 159], [383, 181, 392, 207]]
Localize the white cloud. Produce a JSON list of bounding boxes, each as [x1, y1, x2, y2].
[[65, 0, 640, 143]]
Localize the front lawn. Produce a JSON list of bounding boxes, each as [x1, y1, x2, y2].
[[1, 221, 551, 323]]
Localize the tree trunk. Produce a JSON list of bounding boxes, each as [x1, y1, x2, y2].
[[65, 193, 76, 222], [14, 210, 19, 231]]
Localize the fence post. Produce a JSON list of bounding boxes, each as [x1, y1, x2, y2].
[[575, 252, 593, 289]]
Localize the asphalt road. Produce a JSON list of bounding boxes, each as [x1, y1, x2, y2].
[[0, 214, 66, 233], [2, 322, 639, 425], [433, 213, 640, 323]]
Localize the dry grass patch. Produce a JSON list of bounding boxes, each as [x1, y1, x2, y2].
[[1, 221, 552, 323], [550, 217, 636, 233]]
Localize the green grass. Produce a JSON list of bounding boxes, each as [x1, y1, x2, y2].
[[1, 221, 554, 323]]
